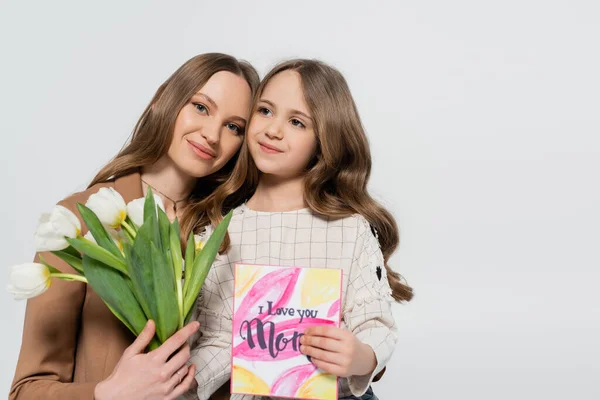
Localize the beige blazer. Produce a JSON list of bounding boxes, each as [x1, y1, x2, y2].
[[10, 171, 231, 400]]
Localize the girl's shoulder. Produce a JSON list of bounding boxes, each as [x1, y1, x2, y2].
[[230, 204, 374, 234]]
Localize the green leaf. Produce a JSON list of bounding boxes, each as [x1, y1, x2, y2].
[[183, 210, 233, 316], [124, 239, 156, 323], [76, 203, 123, 259], [82, 255, 147, 336], [66, 237, 129, 276], [62, 245, 82, 258], [143, 188, 157, 223], [150, 243, 179, 343], [183, 230, 195, 295], [105, 303, 136, 334], [142, 189, 162, 253], [51, 250, 84, 275], [158, 208, 171, 254], [148, 338, 161, 351], [121, 220, 136, 244], [38, 255, 62, 275], [184, 299, 196, 325], [169, 219, 184, 328], [170, 219, 183, 280]]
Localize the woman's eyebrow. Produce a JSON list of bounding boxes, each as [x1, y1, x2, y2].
[[195, 92, 218, 110], [196, 92, 247, 124]]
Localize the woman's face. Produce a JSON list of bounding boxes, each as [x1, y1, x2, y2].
[[247, 70, 317, 180], [167, 71, 252, 178]]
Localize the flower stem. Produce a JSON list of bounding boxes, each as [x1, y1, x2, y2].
[[50, 273, 88, 283], [176, 279, 184, 329], [121, 220, 137, 239]]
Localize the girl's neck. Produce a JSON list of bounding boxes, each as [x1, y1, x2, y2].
[[247, 173, 306, 212], [140, 156, 196, 213]]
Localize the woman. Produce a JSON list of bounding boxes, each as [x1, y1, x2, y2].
[[10, 53, 259, 400]]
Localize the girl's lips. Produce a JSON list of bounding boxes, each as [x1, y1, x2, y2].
[[187, 140, 216, 160], [259, 142, 283, 154]]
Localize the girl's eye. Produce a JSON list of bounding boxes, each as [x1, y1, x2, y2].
[[193, 103, 208, 114], [291, 118, 306, 129], [227, 123, 243, 135], [257, 107, 272, 116]]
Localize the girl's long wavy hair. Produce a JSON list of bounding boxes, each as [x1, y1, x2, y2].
[[88, 53, 259, 242], [198, 59, 412, 302]]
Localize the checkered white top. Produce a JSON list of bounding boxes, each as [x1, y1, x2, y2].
[[187, 204, 397, 400]]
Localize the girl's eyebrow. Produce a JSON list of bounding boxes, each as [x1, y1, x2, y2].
[[259, 98, 312, 121]]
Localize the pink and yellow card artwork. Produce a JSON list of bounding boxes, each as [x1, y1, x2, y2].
[[231, 263, 343, 400]]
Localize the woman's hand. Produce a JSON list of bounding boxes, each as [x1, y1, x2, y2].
[[94, 320, 199, 400], [300, 326, 376, 378]]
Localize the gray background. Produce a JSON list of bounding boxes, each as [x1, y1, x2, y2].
[[1, 1, 599, 399]]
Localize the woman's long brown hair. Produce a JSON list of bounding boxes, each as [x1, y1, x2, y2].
[[199, 59, 413, 303], [88, 53, 259, 241]]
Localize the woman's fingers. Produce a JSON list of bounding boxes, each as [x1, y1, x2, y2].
[[167, 364, 197, 400], [151, 322, 199, 361], [124, 320, 155, 356], [166, 364, 188, 393], [163, 343, 191, 377]]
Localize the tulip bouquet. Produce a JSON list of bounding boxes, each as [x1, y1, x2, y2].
[[7, 187, 231, 349]]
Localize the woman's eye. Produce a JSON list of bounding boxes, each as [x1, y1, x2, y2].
[[257, 107, 272, 116], [227, 123, 242, 134], [193, 103, 208, 114], [291, 119, 306, 129]]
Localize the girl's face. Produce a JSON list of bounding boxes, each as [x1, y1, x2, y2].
[[167, 71, 252, 178], [247, 70, 317, 179]]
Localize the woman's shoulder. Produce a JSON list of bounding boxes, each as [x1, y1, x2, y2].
[[57, 171, 142, 215], [57, 181, 116, 214]]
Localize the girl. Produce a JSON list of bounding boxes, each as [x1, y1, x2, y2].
[[10, 53, 259, 400], [189, 59, 413, 400]]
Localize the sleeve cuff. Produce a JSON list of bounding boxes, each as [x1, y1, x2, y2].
[[347, 343, 385, 397]]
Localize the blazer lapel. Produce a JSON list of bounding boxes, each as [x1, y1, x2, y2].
[[114, 171, 143, 204]]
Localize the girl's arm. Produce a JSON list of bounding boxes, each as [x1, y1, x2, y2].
[[301, 216, 397, 397], [342, 219, 397, 396]]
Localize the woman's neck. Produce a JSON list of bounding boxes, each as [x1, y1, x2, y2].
[[247, 174, 306, 212], [140, 156, 196, 213]]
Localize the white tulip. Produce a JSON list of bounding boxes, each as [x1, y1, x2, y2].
[[85, 187, 127, 229], [194, 226, 213, 252], [7, 263, 51, 300], [34, 205, 81, 252], [126, 195, 165, 227], [193, 234, 205, 252]]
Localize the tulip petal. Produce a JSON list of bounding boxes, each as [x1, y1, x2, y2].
[[7, 263, 51, 300], [86, 187, 126, 229]]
